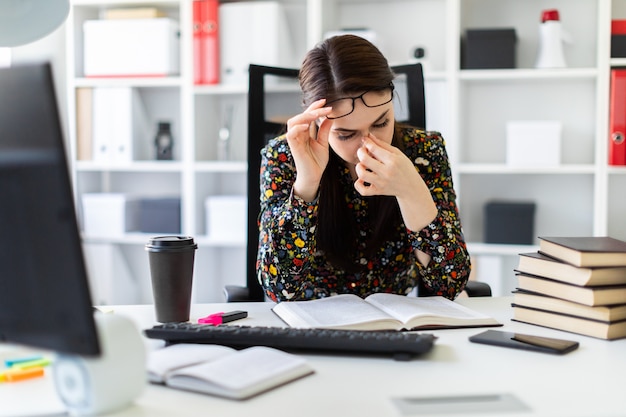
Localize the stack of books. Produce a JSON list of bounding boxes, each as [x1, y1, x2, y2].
[[512, 236, 626, 340]]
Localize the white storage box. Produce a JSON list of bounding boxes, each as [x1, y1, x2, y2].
[[506, 121, 562, 167], [82, 193, 140, 237], [83, 18, 180, 77], [205, 196, 247, 242], [219, 2, 294, 85]]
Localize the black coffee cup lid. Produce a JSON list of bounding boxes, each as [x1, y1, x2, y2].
[[145, 236, 198, 252]]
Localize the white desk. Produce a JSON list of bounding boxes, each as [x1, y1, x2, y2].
[[2, 297, 625, 417]]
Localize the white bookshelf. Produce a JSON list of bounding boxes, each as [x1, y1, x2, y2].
[[66, 0, 626, 303]]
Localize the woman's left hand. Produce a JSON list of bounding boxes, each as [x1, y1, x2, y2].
[[354, 133, 421, 198], [354, 133, 438, 232]]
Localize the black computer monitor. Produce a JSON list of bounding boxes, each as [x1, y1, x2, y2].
[[0, 62, 100, 356]]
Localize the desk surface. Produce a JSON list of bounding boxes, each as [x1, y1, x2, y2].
[[2, 297, 625, 417]]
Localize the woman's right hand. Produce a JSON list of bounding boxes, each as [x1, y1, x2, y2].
[[286, 99, 333, 202]]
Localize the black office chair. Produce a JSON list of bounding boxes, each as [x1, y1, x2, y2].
[[224, 63, 491, 302]]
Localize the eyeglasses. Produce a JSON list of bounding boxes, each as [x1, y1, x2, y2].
[[326, 85, 395, 120]]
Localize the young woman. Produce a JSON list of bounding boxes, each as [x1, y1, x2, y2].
[[256, 34, 470, 302]]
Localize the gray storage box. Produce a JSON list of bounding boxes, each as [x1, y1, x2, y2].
[[462, 28, 517, 69], [138, 197, 181, 234], [484, 201, 535, 245]]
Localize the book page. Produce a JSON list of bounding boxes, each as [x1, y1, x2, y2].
[[365, 294, 497, 328], [165, 346, 314, 400], [147, 344, 235, 383], [272, 294, 400, 330]]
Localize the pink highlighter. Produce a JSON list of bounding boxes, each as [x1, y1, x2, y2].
[[198, 310, 248, 325]]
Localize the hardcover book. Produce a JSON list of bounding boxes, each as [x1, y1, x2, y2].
[[516, 252, 626, 286], [512, 305, 626, 340], [516, 273, 626, 306], [271, 293, 500, 331], [538, 236, 626, 267], [512, 290, 626, 322]]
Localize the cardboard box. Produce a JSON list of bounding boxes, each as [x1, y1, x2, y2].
[[138, 197, 181, 234], [484, 201, 536, 245], [462, 28, 517, 69], [205, 196, 246, 241], [506, 121, 561, 167], [83, 18, 179, 77], [82, 193, 139, 237]]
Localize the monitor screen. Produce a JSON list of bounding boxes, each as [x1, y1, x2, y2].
[[0, 63, 100, 356]]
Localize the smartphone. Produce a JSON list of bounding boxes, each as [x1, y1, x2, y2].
[[469, 330, 579, 354]]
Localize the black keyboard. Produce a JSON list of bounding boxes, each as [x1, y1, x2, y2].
[[144, 323, 436, 361]]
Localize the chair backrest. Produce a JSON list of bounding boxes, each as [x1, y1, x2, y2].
[[242, 63, 426, 301]]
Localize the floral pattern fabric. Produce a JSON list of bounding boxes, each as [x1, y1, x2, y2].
[[256, 127, 470, 302]]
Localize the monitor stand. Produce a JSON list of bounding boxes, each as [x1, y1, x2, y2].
[[53, 313, 146, 416]]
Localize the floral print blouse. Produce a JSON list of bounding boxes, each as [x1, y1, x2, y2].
[[256, 126, 470, 302]]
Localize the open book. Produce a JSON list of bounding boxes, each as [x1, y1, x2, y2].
[[147, 344, 314, 400], [272, 293, 501, 331]]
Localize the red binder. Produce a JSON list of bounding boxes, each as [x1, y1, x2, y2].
[[193, 0, 219, 85], [609, 69, 626, 165], [193, 0, 203, 84]]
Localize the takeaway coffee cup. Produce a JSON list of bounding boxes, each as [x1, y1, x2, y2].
[[145, 236, 198, 323]]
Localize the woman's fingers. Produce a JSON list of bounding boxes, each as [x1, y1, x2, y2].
[[287, 99, 331, 132]]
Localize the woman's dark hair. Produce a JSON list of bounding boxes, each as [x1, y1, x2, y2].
[[299, 35, 404, 272]]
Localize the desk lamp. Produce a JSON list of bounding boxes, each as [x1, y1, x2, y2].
[[0, 0, 69, 47]]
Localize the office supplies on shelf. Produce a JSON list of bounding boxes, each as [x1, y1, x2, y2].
[[535, 9, 567, 69], [198, 310, 248, 325], [611, 20, 626, 58], [484, 200, 536, 245], [75, 87, 93, 160], [462, 28, 517, 69], [92, 86, 149, 163], [538, 236, 626, 267], [154, 121, 174, 160], [81, 193, 140, 237], [193, 0, 219, 85], [609, 69, 626, 166], [505, 120, 561, 167], [219, 1, 295, 85], [147, 343, 313, 400], [272, 293, 500, 331], [144, 323, 436, 361], [83, 18, 180, 77], [103, 7, 166, 19]]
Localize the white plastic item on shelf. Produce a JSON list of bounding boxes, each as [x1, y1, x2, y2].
[[219, 1, 295, 85], [82, 193, 140, 237], [535, 9, 567, 69], [83, 18, 180, 77], [205, 195, 246, 242], [505, 121, 561, 167]]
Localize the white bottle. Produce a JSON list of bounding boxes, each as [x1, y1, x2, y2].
[[535, 9, 567, 69]]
